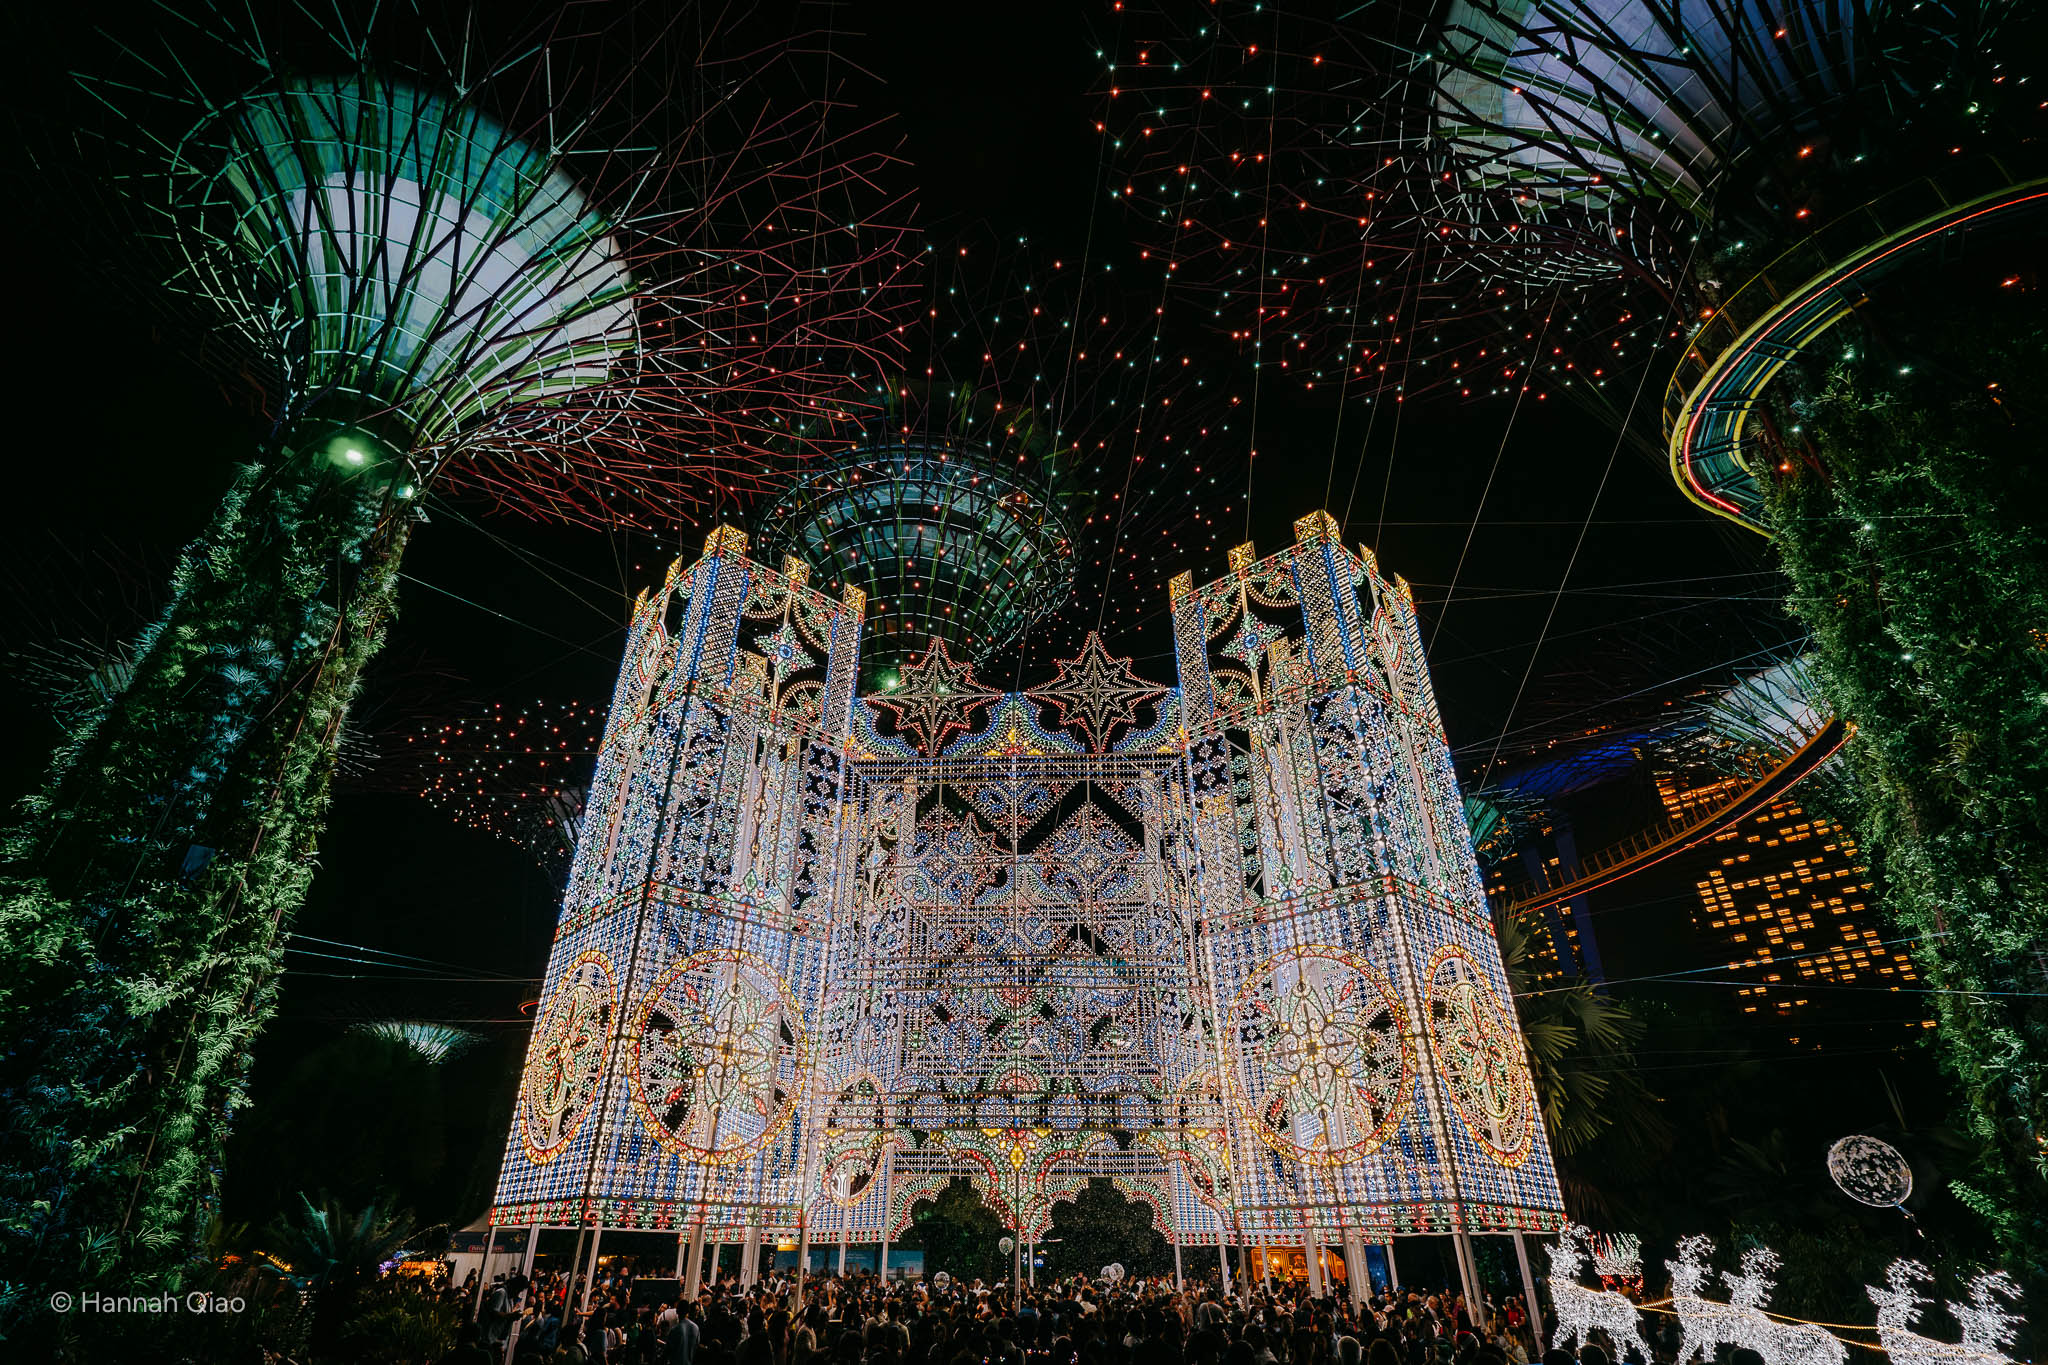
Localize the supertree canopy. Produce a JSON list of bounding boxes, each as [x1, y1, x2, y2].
[[197, 74, 638, 457], [0, 0, 910, 1301], [755, 416, 1077, 685]]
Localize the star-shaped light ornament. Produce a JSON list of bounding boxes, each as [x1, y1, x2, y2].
[[759, 621, 814, 675], [1222, 615, 1285, 670], [871, 638, 997, 753], [1031, 631, 1167, 750]]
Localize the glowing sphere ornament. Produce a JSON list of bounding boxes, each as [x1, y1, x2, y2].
[[1827, 1134, 1913, 1209]]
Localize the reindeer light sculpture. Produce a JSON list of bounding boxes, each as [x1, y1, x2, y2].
[[1547, 1223, 1652, 1364], [1868, 1261, 2022, 1365]]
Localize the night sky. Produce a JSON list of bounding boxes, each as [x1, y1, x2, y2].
[[6, 0, 1906, 1233]]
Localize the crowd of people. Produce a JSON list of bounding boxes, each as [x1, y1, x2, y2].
[[431, 1262, 1658, 1365]]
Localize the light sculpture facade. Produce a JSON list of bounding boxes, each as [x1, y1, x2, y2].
[[490, 511, 1562, 1279]]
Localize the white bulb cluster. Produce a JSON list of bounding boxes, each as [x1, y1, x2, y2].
[[1544, 1230, 2029, 1365], [1869, 1260, 2022, 1365], [1667, 1236, 1845, 1365], [1545, 1223, 1654, 1362]]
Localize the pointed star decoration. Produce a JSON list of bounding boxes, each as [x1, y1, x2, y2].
[[872, 638, 998, 753], [1030, 631, 1168, 750]]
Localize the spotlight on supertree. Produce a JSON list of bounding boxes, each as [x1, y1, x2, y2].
[[0, 1, 911, 1297]]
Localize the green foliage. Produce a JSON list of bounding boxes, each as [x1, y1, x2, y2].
[[333, 1291, 459, 1364], [1496, 912, 1666, 1164], [1767, 311, 2048, 1282], [0, 444, 412, 1310]]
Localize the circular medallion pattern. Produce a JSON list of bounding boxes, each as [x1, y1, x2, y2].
[[521, 951, 616, 1163], [1228, 945, 1413, 1165], [1424, 944, 1536, 1167], [627, 949, 807, 1164]]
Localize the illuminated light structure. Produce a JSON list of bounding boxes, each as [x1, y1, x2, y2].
[[490, 512, 1562, 1309], [1107, 2, 2041, 461], [0, 2, 908, 1288], [751, 230, 1230, 687]]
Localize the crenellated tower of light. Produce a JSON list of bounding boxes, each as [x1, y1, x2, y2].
[[491, 511, 1561, 1308]]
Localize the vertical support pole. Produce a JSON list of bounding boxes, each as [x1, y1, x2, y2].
[[1173, 1240, 1184, 1291], [837, 1236, 847, 1277], [796, 1217, 812, 1302], [473, 1225, 497, 1319], [567, 1226, 589, 1309], [1513, 1232, 1543, 1353], [1343, 1231, 1366, 1307], [1384, 1238, 1400, 1292], [1452, 1231, 1481, 1324], [685, 1220, 707, 1300], [1306, 1236, 1325, 1298], [1029, 1241, 1037, 1287], [676, 1230, 689, 1279], [581, 1227, 605, 1311], [708, 1240, 723, 1289], [741, 1210, 759, 1289], [1013, 1235, 1023, 1293], [1215, 1220, 1231, 1297], [877, 1153, 894, 1285]]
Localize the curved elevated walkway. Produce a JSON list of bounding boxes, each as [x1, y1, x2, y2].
[[1664, 161, 2047, 535], [1496, 716, 1847, 919]]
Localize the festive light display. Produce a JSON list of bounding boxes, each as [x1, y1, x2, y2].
[[755, 425, 1076, 679], [0, 2, 911, 1292], [1868, 1261, 2024, 1365], [490, 513, 1564, 1263], [368, 699, 605, 879], [1546, 1223, 1654, 1361], [1669, 1236, 1847, 1365], [1827, 1134, 1914, 1209]]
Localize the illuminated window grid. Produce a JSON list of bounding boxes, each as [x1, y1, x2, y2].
[[1658, 776, 1930, 1030]]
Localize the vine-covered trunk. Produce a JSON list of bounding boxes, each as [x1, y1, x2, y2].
[[1768, 322, 2047, 1282], [0, 440, 412, 1297]]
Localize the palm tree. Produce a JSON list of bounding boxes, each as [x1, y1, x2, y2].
[[1495, 911, 1669, 1219], [267, 1193, 429, 1340]]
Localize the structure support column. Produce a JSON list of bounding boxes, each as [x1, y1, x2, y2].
[[796, 1217, 812, 1301], [837, 1236, 847, 1277], [1384, 1238, 1399, 1292], [708, 1240, 723, 1289], [1343, 1231, 1366, 1307], [1173, 1240, 1184, 1291], [1452, 1231, 1481, 1321], [1513, 1232, 1544, 1353], [472, 1226, 497, 1320], [741, 1210, 760, 1289], [582, 1227, 605, 1310], [685, 1220, 707, 1300], [1215, 1220, 1231, 1297]]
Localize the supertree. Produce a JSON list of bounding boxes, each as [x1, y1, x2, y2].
[[1109, 0, 2047, 1274], [0, 1, 912, 1296]]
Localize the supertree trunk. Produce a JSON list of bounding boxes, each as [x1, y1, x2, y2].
[[1768, 320, 2048, 1283], [0, 438, 411, 1292]]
